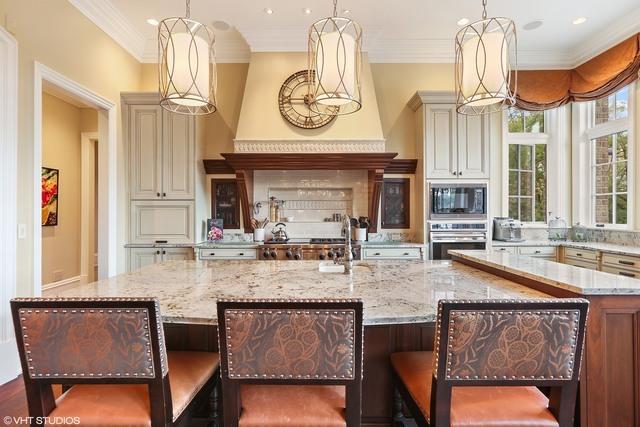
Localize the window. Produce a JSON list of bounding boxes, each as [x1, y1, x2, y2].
[[505, 107, 548, 223], [574, 84, 633, 228]]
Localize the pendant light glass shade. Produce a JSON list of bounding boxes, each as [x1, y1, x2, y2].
[[308, 13, 363, 115], [455, 15, 517, 115], [158, 14, 217, 115]]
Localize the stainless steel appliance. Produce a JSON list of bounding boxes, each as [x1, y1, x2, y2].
[[429, 222, 487, 260], [258, 238, 361, 261], [429, 183, 487, 220], [270, 222, 289, 242], [493, 217, 524, 242]]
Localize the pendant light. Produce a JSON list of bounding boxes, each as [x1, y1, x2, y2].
[[158, 0, 217, 115], [455, 0, 517, 115], [308, 0, 363, 115]]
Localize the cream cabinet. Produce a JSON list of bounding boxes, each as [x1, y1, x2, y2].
[[198, 248, 258, 260], [128, 247, 194, 271], [129, 104, 195, 200], [362, 247, 423, 260], [130, 200, 194, 244], [411, 92, 489, 180]]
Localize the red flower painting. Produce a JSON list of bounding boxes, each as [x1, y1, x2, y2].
[[42, 167, 59, 226]]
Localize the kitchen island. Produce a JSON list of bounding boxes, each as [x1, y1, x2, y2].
[[46, 259, 546, 426]]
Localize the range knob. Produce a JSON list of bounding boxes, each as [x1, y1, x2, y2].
[[262, 250, 270, 259], [285, 250, 293, 259], [270, 251, 277, 259], [327, 251, 334, 258], [319, 253, 326, 260], [336, 251, 344, 258], [293, 253, 301, 260]]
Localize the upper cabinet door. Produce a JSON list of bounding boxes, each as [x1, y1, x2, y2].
[[130, 105, 163, 199], [162, 111, 195, 200], [457, 114, 489, 179], [424, 104, 458, 179]]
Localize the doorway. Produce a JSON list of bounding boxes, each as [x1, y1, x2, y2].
[[33, 63, 117, 296]]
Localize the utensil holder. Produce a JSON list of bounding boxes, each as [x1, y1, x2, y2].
[[354, 228, 367, 241], [253, 228, 265, 242]]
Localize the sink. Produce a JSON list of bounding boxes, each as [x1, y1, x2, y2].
[[319, 262, 345, 273]]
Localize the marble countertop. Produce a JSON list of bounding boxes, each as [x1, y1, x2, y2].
[[125, 243, 195, 248], [491, 240, 640, 256], [45, 260, 546, 326], [196, 241, 260, 249], [450, 250, 640, 295]]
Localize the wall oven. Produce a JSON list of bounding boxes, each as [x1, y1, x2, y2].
[[429, 183, 487, 220], [429, 222, 487, 260]]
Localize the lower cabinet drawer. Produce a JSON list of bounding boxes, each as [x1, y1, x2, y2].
[[601, 266, 639, 279], [363, 248, 422, 260], [519, 246, 556, 257], [564, 257, 598, 270], [199, 248, 257, 260], [564, 247, 597, 261], [602, 252, 640, 272]]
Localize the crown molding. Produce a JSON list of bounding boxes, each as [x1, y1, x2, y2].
[[67, 0, 146, 61]]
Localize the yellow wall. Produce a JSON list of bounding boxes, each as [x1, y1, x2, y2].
[[0, 0, 142, 296], [41, 93, 97, 285]]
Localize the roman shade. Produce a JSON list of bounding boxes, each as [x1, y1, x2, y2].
[[514, 33, 640, 110]]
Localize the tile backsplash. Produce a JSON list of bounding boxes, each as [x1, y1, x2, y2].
[[520, 226, 640, 247], [253, 170, 368, 238]]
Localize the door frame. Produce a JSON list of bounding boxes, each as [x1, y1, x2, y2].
[[0, 27, 19, 384], [80, 132, 99, 284], [34, 62, 117, 296]]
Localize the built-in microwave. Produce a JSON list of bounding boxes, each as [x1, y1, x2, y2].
[[429, 183, 487, 220]]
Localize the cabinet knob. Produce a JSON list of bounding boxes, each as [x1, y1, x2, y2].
[[162, 250, 166, 255], [162, 192, 167, 197], [458, 171, 463, 176], [156, 192, 160, 197], [156, 250, 160, 255], [452, 171, 457, 176]]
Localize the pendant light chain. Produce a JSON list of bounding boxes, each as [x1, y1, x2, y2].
[[332, 0, 338, 17], [186, 0, 191, 19], [482, 0, 487, 20]]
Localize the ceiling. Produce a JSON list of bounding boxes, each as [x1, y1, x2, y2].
[[70, 0, 640, 68]]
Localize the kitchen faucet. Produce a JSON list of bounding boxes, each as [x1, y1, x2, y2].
[[336, 215, 354, 274]]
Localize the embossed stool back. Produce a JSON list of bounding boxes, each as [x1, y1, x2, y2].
[[391, 299, 589, 427], [11, 298, 172, 425], [217, 298, 364, 427]]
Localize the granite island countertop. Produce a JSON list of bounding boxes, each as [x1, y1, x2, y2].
[[491, 240, 640, 256], [44, 260, 547, 326], [450, 250, 640, 295]]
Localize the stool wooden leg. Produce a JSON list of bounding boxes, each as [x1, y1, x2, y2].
[[393, 388, 406, 426], [209, 381, 220, 427]]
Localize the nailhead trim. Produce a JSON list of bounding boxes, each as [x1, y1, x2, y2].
[[224, 308, 357, 380]]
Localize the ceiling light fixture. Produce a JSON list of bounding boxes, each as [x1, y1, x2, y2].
[[342, 8, 351, 15], [158, 0, 217, 115], [454, 0, 517, 115], [264, 8, 274, 15], [308, 0, 363, 115], [457, 18, 469, 26], [147, 18, 159, 26], [303, 8, 312, 15], [573, 16, 587, 25]]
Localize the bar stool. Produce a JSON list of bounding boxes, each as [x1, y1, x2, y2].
[[11, 297, 219, 427], [216, 298, 364, 427], [391, 299, 589, 427]]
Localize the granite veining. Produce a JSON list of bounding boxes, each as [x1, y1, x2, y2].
[[492, 240, 640, 256], [450, 250, 640, 295], [44, 260, 547, 326]]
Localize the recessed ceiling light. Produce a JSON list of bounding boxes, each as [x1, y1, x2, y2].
[[342, 8, 351, 15], [303, 8, 312, 15], [573, 16, 587, 25], [146, 18, 159, 26], [523, 20, 543, 31], [457, 18, 469, 26], [264, 8, 274, 15]]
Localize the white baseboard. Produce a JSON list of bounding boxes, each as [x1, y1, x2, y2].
[[42, 274, 86, 292]]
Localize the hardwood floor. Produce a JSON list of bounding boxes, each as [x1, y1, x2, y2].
[[0, 376, 29, 419]]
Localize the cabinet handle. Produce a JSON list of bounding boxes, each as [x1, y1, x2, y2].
[[535, 250, 541, 254], [619, 271, 636, 278], [156, 192, 160, 197], [374, 252, 381, 256], [162, 192, 167, 197], [156, 250, 160, 255], [162, 250, 166, 255], [452, 171, 457, 176], [403, 252, 410, 256], [576, 253, 583, 257], [619, 260, 636, 266], [238, 253, 244, 256], [458, 171, 463, 176]]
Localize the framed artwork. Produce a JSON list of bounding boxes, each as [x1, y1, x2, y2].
[[42, 167, 59, 226], [381, 178, 410, 229], [207, 218, 224, 241]]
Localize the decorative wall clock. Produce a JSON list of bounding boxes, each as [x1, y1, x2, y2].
[[278, 70, 339, 129]]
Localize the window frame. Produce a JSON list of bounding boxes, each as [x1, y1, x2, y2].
[[572, 83, 635, 230], [502, 109, 557, 226]]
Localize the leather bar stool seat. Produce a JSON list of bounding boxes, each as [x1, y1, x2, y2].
[[238, 384, 346, 427], [391, 352, 559, 427], [46, 351, 219, 427]]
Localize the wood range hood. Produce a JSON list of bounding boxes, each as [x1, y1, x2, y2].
[[203, 153, 418, 233]]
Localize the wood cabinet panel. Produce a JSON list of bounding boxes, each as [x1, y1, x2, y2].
[[457, 113, 489, 179], [162, 111, 194, 199], [128, 247, 160, 271], [130, 105, 162, 199], [130, 201, 194, 244], [425, 105, 457, 179]]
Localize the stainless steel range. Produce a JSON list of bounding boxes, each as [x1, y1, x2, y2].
[[258, 238, 361, 261]]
